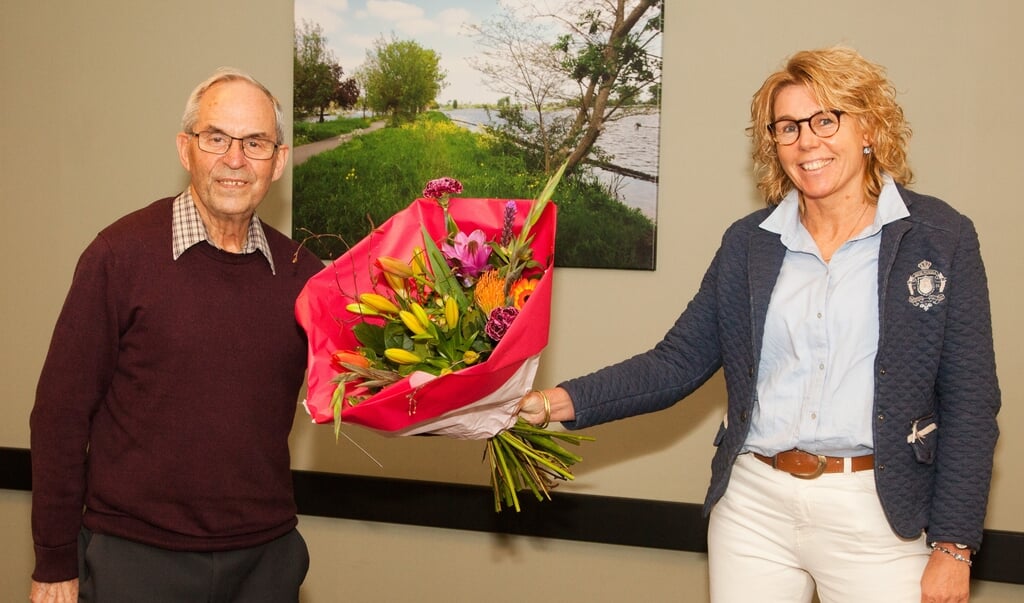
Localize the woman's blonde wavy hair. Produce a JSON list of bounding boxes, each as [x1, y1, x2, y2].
[[749, 46, 913, 205]]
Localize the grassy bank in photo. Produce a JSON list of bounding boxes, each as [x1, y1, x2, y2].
[[292, 113, 655, 269], [294, 116, 374, 146]]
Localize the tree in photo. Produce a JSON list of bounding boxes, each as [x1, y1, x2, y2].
[[469, 0, 663, 177], [294, 20, 359, 122], [359, 36, 447, 124], [467, 11, 571, 174]]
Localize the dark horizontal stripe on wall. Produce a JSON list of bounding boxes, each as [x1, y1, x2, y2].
[[291, 469, 708, 553], [3, 446, 1021, 585], [1, 447, 32, 490]]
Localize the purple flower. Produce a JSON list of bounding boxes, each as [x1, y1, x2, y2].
[[423, 177, 463, 199], [485, 306, 520, 341], [500, 200, 516, 246], [442, 229, 492, 285]]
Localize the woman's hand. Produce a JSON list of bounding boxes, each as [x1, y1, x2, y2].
[[517, 387, 576, 426], [920, 544, 971, 603]]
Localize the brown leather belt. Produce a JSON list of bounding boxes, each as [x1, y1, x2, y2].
[[753, 449, 874, 479]]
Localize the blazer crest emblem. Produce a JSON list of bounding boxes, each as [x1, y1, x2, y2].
[[907, 260, 946, 311]]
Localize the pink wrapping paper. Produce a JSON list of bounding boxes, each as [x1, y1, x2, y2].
[[295, 197, 556, 435]]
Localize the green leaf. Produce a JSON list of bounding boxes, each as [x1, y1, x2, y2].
[[382, 321, 411, 349], [352, 322, 385, 354], [421, 224, 468, 307], [519, 159, 567, 245]]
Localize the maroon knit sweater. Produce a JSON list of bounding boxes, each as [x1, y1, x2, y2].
[[30, 197, 325, 582]]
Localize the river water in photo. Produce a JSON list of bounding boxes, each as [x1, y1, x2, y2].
[[443, 107, 661, 220]]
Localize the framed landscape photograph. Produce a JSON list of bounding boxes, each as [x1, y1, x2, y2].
[[292, 0, 663, 270]]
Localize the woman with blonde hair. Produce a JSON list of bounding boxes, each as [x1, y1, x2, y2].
[[520, 46, 999, 602]]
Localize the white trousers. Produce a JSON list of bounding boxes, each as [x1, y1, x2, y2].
[[707, 453, 930, 603]]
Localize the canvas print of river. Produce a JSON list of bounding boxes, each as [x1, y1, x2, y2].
[[292, 0, 663, 270]]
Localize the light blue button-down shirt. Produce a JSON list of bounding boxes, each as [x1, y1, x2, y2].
[[744, 176, 910, 457]]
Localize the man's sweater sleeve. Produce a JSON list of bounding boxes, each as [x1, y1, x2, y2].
[[30, 235, 120, 582]]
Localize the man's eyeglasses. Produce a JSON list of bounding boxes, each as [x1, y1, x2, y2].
[[767, 110, 843, 146], [190, 130, 279, 160]]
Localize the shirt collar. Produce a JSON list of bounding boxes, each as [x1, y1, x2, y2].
[[759, 174, 910, 245], [171, 190, 276, 274]]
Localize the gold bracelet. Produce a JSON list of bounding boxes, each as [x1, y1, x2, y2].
[[537, 390, 551, 429], [930, 543, 973, 567]]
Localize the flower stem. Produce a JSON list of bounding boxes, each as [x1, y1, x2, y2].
[[485, 418, 594, 512]]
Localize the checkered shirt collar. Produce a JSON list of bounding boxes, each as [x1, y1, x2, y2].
[[171, 190, 276, 274]]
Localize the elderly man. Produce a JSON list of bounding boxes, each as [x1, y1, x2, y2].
[[30, 68, 324, 602]]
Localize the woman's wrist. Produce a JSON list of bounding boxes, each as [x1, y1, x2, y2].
[[534, 389, 551, 428], [545, 387, 575, 422], [519, 387, 575, 425], [930, 542, 973, 566]]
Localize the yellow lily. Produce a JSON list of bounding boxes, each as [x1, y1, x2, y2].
[[359, 293, 400, 315], [382, 272, 407, 297], [410, 302, 432, 332], [377, 256, 415, 278], [410, 247, 428, 276], [384, 348, 422, 365], [399, 310, 427, 335], [345, 303, 382, 317], [444, 296, 459, 330]]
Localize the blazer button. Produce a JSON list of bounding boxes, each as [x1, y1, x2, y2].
[[740, 410, 749, 422]]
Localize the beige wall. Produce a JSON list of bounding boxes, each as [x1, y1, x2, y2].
[[2, 1, 1021, 601]]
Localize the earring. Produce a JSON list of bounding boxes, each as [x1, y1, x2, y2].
[[863, 146, 872, 155]]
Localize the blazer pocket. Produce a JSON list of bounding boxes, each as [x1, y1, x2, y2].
[[906, 414, 938, 464]]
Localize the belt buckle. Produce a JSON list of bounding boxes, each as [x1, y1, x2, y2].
[[783, 453, 827, 480]]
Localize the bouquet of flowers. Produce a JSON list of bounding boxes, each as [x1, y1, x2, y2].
[[295, 165, 592, 511]]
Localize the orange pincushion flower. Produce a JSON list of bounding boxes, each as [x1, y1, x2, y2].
[[474, 270, 506, 314], [510, 278, 537, 309]]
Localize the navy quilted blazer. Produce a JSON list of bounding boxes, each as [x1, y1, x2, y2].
[[561, 185, 1000, 550]]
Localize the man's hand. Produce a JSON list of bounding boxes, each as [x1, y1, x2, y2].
[[29, 579, 78, 603]]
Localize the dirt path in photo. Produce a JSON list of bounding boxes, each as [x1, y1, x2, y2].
[[292, 120, 387, 166]]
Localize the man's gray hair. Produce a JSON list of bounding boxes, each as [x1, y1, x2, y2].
[[181, 67, 284, 143]]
